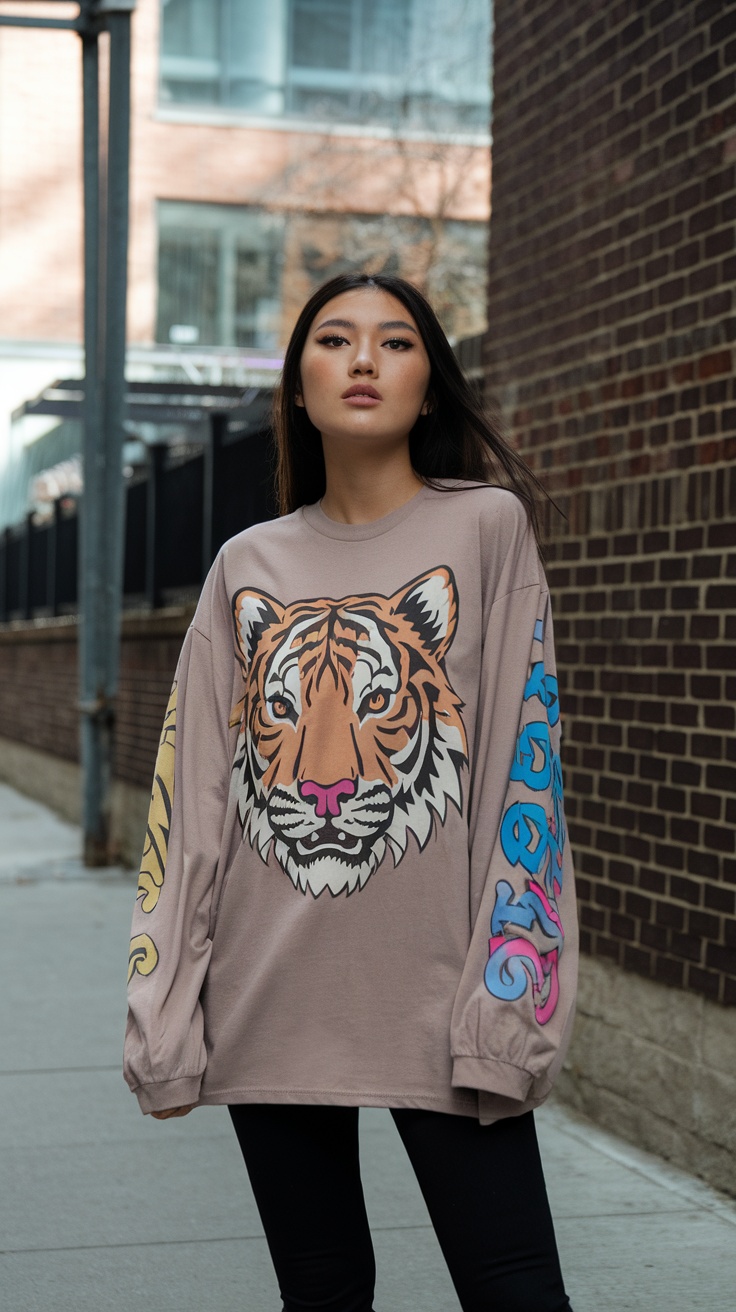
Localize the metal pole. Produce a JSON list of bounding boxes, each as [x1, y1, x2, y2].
[[93, 3, 132, 864], [79, 6, 108, 864], [101, 5, 132, 662], [78, 0, 135, 865]]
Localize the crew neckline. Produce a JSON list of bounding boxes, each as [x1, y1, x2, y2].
[[301, 483, 432, 540]]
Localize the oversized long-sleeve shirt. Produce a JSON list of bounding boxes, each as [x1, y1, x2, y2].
[[124, 480, 578, 1123]]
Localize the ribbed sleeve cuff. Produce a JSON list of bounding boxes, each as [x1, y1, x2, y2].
[[451, 1055, 534, 1102], [134, 1076, 202, 1115]]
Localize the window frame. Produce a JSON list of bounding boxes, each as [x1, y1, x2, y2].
[[155, 201, 285, 350]]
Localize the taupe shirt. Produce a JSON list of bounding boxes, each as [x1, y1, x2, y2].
[[124, 481, 578, 1123]]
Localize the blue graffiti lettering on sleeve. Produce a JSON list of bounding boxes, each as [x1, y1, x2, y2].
[[484, 615, 567, 1026], [524, 660, 559, 726], [511, 721, 552, 791]]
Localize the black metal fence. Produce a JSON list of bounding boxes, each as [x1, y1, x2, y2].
[[0, 418, 276, 623]]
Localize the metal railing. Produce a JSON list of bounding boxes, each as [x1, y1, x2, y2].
[[0, 419, 275, 624]]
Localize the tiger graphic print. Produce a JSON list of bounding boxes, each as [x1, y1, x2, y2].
[[230, 567, 469, 897]]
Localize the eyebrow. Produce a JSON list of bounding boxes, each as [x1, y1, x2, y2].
[[314, 317, 418, 335]]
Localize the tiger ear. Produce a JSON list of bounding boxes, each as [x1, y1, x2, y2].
[[232, 588, 285, 668], [390, 567, 459, 662]]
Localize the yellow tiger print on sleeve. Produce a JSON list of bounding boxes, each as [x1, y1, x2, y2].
[[137, 680, 177, 914], [128, 933, 159, 983]]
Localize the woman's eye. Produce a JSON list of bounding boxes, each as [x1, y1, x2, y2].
[[384, 338, 412, 350], [316, 334, 348, 347]]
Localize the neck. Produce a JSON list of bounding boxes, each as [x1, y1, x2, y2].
[[319, 443, 423, 525]]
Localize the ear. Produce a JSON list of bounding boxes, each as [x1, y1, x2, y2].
[[390, 567, 458, 662], [232, 588, 285, 668], [419, 388, 435, 416], [295, 392, 305, 408]]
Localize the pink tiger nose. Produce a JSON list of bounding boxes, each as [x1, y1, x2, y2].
[[300, 778, 355, 817]]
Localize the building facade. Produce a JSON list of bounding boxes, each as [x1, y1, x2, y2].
[[0, 0, 490, 524], [0, 3, 490, 355]]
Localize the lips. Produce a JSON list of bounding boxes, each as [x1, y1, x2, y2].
[[341, 384, 383, 400]]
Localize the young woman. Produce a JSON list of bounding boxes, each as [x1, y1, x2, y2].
[[124, 273, 578, 1312]]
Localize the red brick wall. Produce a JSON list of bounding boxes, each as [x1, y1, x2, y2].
[[115, 614, 191, 787], [0, 611, 189, 790], [0, 622, 79, 763], [485, 0, 736, 1004]]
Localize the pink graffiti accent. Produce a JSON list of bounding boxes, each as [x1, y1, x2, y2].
[[300, 777, 356, 817], [487, 935, 560, 1025], [527, 879, 564, 936], [534, 948, 559, 1025]]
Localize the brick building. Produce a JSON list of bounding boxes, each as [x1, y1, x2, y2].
[[0, 0, 491, 524], [485, 0, 735, 1192]]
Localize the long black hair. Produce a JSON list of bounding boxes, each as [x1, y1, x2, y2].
[[272, 272, 553, 550]]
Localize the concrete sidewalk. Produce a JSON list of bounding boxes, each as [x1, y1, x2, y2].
[[0, 781, 734, 1311]]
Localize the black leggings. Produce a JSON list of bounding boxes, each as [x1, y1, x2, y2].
[[228, 1103, 573, 1312]]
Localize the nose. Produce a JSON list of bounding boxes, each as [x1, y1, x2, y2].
[[300, 778, 355, 818], [349, 339, 376, 375]]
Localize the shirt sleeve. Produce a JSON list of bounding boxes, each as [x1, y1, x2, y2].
[[450, 572, 579, 1123], [123, 551, 238, 1114]]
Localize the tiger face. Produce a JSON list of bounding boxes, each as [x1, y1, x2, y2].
[[230, 568, 468, 897]]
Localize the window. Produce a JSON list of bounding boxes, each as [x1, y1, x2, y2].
[[159, 0, 491, 132], [156, 205, 486, 354], [286, 0, 412, 123], [156, 203, 284, 349]]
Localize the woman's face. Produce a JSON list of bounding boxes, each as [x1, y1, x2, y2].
[[296, 288, 432, 452]]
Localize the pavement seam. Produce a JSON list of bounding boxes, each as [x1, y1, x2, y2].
[[5, 1207, 723, 1258], [0, 1223, 438, 1256]]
